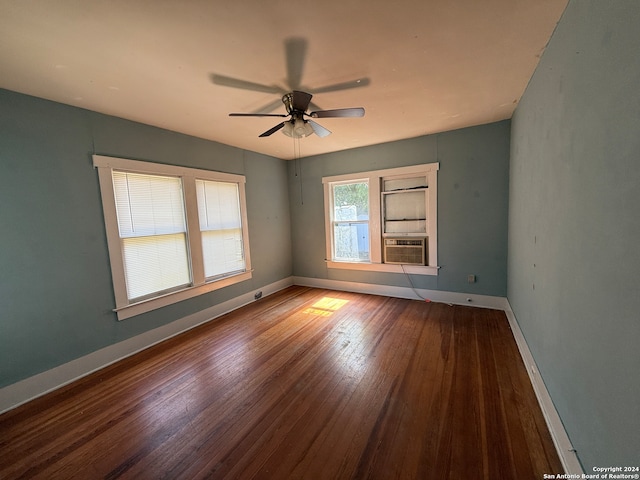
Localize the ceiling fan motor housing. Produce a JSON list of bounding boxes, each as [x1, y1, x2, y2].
[[282, 93, 294, 114]]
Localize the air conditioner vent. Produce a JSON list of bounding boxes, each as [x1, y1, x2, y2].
[[383, 237, 426, 265]]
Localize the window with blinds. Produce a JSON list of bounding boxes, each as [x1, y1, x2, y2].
[[196, 179, 246, 279], [93, 155, 252, 320], [112, 171, 191, 301]]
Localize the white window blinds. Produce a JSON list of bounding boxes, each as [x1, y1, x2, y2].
[[112, 171, 191, 300], [196, 179, 246, 279], [94, 155, 253, 320]]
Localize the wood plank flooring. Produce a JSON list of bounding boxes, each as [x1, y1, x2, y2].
[[0, 286, 563, 479]]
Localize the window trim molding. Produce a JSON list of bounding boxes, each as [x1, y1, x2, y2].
[[322, 162, 439, 275], [93, 155, 252, 320]]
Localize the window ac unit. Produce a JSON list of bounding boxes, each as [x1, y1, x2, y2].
[[383, 237, 427, 265]]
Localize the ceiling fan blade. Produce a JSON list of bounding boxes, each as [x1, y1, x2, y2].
[[229, 113, 288, 117], [259, 122, 285, 137], [308, 120, 331, 138], [252, 98, 287, 115], [210, 74, 283, 94], [310, 107, 365, 118], [292, 90, 313, 112], [310, 78, 371, 94], [285, 37, 307, 90], [309, 101, 323, 113]]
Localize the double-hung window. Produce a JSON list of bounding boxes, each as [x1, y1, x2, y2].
[[196, 179, 246, 279], [94, 155, 252, 320], [330, 180, 370, 262], [323, 163, 439, 275], [112, 170, 191, 301]]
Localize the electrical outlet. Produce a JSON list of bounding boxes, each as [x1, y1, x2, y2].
[[467, 274, 476, 283]]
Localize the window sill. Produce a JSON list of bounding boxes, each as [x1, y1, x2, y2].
[[326, 260, 439, 276], [114, 271, 252, 320]]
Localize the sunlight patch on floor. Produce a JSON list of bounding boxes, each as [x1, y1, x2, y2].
[[302, 297, 349, 317]]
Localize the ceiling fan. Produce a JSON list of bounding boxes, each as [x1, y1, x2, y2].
[[228, 90, 365, 138], [211, 37, 368, 138]]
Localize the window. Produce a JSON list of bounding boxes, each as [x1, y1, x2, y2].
[[113, 171, 191, 301], [323, 163, 439, 275], [331, 180, 370, 262], [196, 180, 246, 279], [94, 155, 252, 320]]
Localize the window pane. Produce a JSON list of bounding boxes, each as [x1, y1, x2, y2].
[[112, 171, 190, 301], [332, 181, 369, 262], [333, 223, 369, 261], [122, 233, 191, 300], [383, 176, 427, 191], [384, 191, 426, 220], [196, 180, 241, 231], [113, 171, 186, 237], [196, 179, 245, 279], [383, 190, 427, 234], [333, 182, 369, 220], [201, 229, 245, 278]]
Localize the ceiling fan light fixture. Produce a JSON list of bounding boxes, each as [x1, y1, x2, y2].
[[283, 118, 313, 138]]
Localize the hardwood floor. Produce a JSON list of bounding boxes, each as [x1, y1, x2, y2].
[[0, 286, 563, 479]]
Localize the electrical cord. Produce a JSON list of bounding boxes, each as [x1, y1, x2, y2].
[[400, 263, 431, 302]]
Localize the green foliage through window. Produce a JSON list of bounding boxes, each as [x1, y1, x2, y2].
[[333, 182, 369, 218]]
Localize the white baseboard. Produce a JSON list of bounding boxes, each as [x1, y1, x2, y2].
[[0, 276, 580, 476], [0, 277, 293, 414], [503, 302, 583, 475], [293, 275, 510, 310]]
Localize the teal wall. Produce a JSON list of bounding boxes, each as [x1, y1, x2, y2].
[[0, 89, 292, 388], [3, 2, 637, 469], [0, 91, 510, 391], [289, 121, 511, 296], [508, 0, 640, 470]]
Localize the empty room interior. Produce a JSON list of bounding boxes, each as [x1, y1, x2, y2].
[[1, 0, 639, 478]]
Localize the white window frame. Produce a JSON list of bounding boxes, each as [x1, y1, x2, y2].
[[329, 178, 371, 263], [94, 155, 252, 320], [323, 163, 439, 275]]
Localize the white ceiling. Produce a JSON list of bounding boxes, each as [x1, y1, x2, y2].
[[0, 0, 568, 160]]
